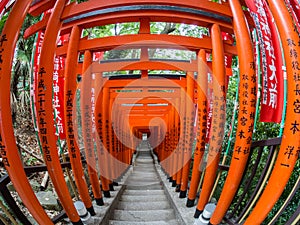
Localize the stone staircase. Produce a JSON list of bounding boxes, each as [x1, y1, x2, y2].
[[108, 141, 180, 225]]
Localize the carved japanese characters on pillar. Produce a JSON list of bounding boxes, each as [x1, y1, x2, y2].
[[66, 90, 77, 159], [37, 67, 51, 162], [0, 34, 8, 166]]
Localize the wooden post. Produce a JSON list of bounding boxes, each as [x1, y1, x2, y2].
[[187, 49, 208, 207], [195, 23, 226, 218], [64, 26, 98, 211], [0, 0, 54, 223], [179, 71, 195, 198], [209, 0, 257, 222], [95, 86, 111, 197], [80, 50, 103, 205], [35, 0, 83, 223]]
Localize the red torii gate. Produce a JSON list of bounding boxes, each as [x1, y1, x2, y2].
[[0, 1, 298, 225]]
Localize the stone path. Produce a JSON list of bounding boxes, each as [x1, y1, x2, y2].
[[108, 141, 180, 225]]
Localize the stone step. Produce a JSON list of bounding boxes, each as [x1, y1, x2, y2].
[[125, 182, 161, 187], [126, 177, 159, 181], [120, 194, 167, 202], [133, 165, 155, 168], [117, 200, 171, 210], [126, 180, 159, 184], [131, 173, 157, 176], [134, 163, 154, 166], [130, 172, 157, 176], [125, 179, 160, 183], [132, 170, 156, 173], [135, 160, 153, 163], [132, 168, 155, 170], [131, 170, 156, 173], [132, 169, 156, 173], [135, 160, 153, 161], [126, 184, 163, 190], [129, 176, 158, 180], [131, 174, 156, 178], [109, 219, 179, 225], [131, 172, 156, 175], [133, 166, 156, 173], [112, 209, 175, 221], [135, 161, 153, 164], [132, 169, 156, 172], [131, 166, 155, 170], [123, 189, 165, 196], [107, 145, 180, 225], [136, 163, 153, 165], [91, 216, 101, 224], [135, 164, 154, 167], [135, 164, 153, 166]]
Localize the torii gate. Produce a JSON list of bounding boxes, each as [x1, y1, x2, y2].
[[0, 1, 299, 225]]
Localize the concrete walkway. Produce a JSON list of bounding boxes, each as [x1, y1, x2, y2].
[[108, 141, 181, 225]]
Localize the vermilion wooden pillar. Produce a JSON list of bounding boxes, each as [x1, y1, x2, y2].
[[179, 72, 195, 198], [113, 106, 122, 179], [108, 92, 116, 189], [64, 26, 99, 210], [0, 1, 54, 224], [186, 49, 208, 207], [195, 23, 226, 218], [81, 50, 103, 204], [175, 88, 186, 192], [96, 86, 111, 197], [35, 0, 83, 223], [171, 100, 180, 187], [169, 106, 176, 185], [164, 112, 171, 177]]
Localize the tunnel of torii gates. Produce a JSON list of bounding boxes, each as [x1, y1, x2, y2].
[[0, 0, 299, 224]]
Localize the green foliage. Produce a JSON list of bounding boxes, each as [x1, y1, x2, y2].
[[0, 12, 9, 34], [0, 12, 39, 120], [172, 23, 209, 38], [11, 14, 39, 120], [22, 151, 38, 166], [82, 23, 140, 62]]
